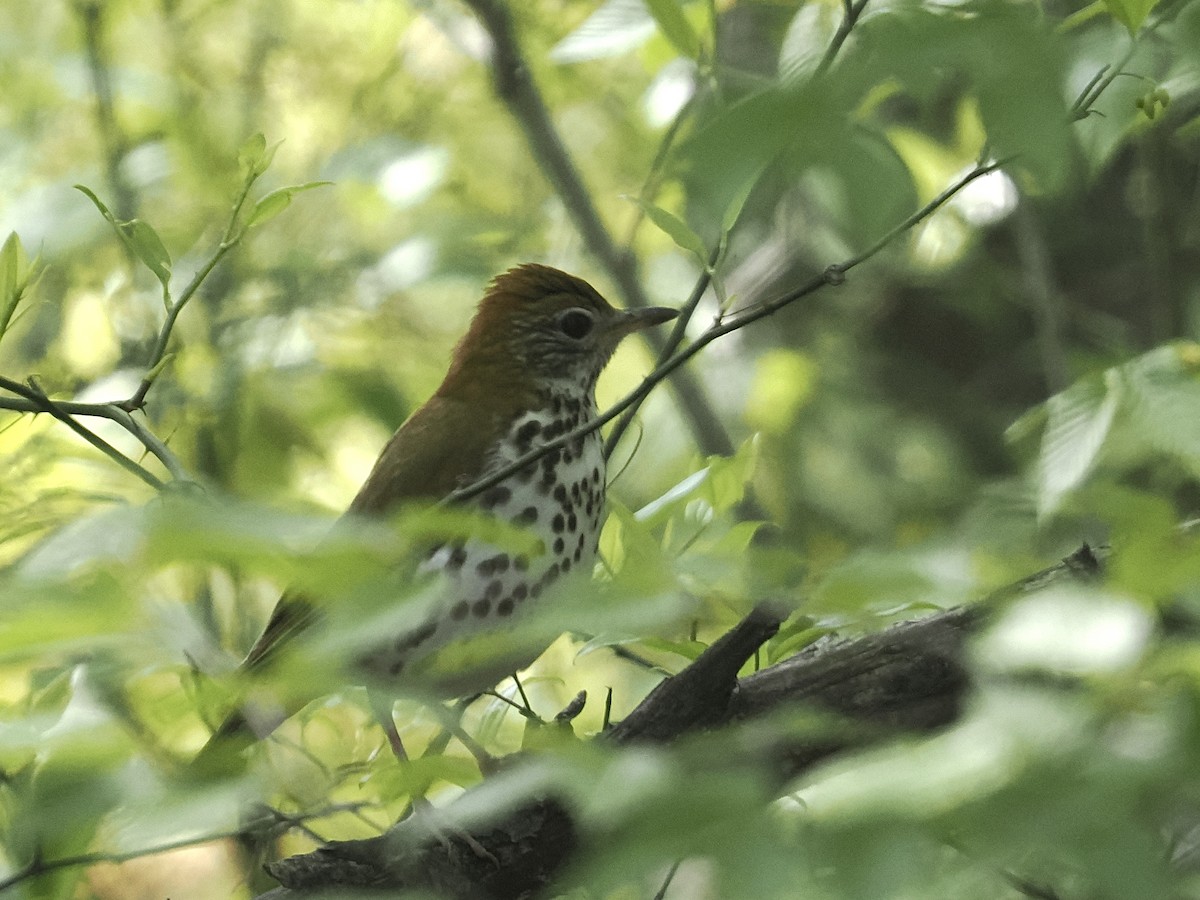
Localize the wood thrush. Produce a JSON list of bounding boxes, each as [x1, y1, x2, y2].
[[198, 264, 676, 763]]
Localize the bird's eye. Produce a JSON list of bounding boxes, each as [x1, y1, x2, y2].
[[558, 309, 594, 340]]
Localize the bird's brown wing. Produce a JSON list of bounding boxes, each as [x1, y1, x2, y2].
[[240, 394, 497, 671], [196, 396, 501, 769]]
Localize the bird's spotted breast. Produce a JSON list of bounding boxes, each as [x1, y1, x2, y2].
[[360, 388, 605, 684]]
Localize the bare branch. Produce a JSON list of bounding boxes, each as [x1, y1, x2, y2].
[[0, 392, 191, 482], [0, 376, 166, 490]]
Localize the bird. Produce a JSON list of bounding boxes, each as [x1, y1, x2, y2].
[[195, 263, 677, 768]]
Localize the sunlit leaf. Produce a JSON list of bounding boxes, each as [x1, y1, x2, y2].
[[550, 0, 656, 63], [644, 0, 700, 59], [245, 181, 332, 229], [630, 197, 707, 259]]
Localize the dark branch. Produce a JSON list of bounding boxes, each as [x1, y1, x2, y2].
[[460, 0, 734, 459]]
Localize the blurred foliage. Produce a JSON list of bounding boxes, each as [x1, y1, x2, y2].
[[3, 0, 1200, 897]]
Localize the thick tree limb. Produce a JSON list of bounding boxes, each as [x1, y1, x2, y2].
[[256, 547, 1102, 898]]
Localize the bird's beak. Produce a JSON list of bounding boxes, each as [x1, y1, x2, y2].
[[608, 306, 679, 340]]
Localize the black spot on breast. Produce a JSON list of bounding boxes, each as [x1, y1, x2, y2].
[[543, 420, 563, 440], [517, 464, 537, 484], [574, 544, 583, 562], [476, 554, 511, 577], [447, 544, 468, 571], [592, 468, 601, 484], [390, 661, 404, 675], [567, 513, 577, 532], [552, 513, 565, 533], [515, 506, 538, 525], [530, 583, 542, 599], [561, 557, 572, 574], [497, 598, 514, 616], [481, 485, 511, 508], [396, 620, 437, 651], [516, 420, 541, 448], [553, 537, 564, 554], [473, 598, 491, 617], [486, 579, 504, 600], [513, 584, 528, 601], [451, 601, 469, 621], [553, 484, 568, 503], [514, 554, 530, 571]]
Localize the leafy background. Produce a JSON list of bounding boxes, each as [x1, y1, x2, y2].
[[3, 0, 1200, 897]]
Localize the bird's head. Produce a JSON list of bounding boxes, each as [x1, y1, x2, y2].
[[443, 264, 677, 394]]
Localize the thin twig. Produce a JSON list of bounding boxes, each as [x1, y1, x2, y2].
[[449, 160, 1003, 506], [0, 376, 165, 490], [652, 859, 683, 900], [815, 0, 872, 79], [0, 391, 190, 481], [119, 174, 258, 412], [604, 244, 721, 458]]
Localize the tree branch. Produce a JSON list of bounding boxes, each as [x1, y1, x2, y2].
[[0, 387, 190, 483], [449, 159, 1004, 506], [256, 546, 1100, 898], [119, 171, 258, 413], [460, 0, 735, 459], [0, 376, 166, 490]]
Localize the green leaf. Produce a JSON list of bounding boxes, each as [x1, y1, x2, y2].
[[644, 0, 700, 59], [237, 132, 267, 172], [0, 232, 38, 344], [1102, 0, 1160, 32], [1036, 372, 1120, 517], [236, 132, 280, 177], [631, 197, 707, 260], [74, 183, 116, 225], [639, 635, 708, 660], [720, 164, 762, 235], [246, 182, 331, 229], [124, 219, 172, 290]]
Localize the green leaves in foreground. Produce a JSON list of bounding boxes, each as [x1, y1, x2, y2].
[[1011, 342, 1200, 517]]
